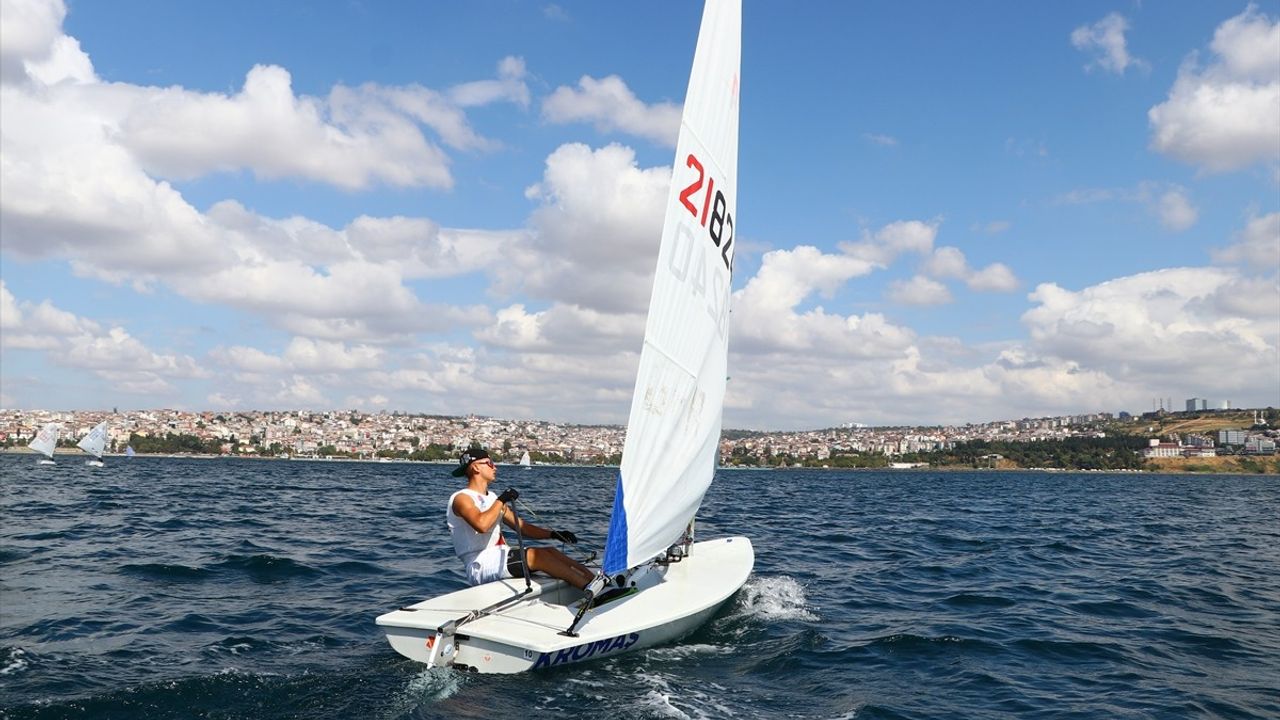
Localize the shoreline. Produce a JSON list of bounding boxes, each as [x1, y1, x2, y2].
[[3, 449, 1275, 474]]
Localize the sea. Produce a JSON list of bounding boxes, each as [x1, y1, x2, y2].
[[1, 454, 1277, 720]]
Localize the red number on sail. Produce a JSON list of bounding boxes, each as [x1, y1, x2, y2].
[[679, 154, 704, 217]]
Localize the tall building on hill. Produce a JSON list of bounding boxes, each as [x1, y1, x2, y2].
[[1185, 398, 1209, 412]]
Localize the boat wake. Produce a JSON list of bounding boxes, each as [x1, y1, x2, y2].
[[733, 576, 818, 622], [382, 667, 465, 717]]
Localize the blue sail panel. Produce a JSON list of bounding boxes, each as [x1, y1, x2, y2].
[[602, 473, 630, 575]]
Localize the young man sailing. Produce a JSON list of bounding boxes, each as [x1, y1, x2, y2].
[[447, 448, 594, 589]]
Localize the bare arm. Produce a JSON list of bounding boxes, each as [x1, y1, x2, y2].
[[452, 493, 507, 534], [500, 505, 553, 539]]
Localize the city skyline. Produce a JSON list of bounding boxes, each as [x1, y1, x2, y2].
[[2, 1, 1278, 429]]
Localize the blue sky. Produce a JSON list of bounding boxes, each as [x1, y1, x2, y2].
[[2, 0, 1277, 429]]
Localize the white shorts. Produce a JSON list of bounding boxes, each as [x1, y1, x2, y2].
[[466, 545, 513, 585]]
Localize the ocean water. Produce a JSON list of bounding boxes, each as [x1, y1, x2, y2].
[[1, 454, 1277, 719]]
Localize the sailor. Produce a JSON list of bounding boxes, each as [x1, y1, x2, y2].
[[447, 448, 595, 589]]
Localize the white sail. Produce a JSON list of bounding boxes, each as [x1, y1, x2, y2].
[[28, 422, 59, 460], [77, 421, 108, 460], [519, 451, 532, 467], [126, 445, 136, 458], [603, 0, 740, 576]]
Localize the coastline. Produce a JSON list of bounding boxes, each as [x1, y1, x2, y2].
[[4, 448, 1275, 474]]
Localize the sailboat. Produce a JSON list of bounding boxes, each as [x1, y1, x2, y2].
[[376, 0, 751, 673], [77, 421, 108, 467], [519, 450, 532, 469], [28, 422, 60, 465], [126, 445, 136, 459]]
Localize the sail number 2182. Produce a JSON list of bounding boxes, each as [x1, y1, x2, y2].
[[678, 153, 734, 274]]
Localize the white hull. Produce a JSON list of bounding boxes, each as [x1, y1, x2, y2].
[[377, 536, 752, 673], [36, 458, 56, 466], [86, 459, 104, 467]]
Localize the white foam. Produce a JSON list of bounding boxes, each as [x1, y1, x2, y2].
[[643, 643, 732, 661], [735, 576, 819, 622], [382, 667, 464, 718], [1, 648, 29, 676]]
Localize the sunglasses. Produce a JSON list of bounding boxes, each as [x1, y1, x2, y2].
[[474, 459, 495, 468]]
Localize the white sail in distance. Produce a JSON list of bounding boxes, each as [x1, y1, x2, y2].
[[603, 0, 740, 576], [28, 423, 59, 460], [77, 421, 108, 460]]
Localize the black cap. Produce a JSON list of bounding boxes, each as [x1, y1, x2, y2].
[[451, 448, 491, 477]]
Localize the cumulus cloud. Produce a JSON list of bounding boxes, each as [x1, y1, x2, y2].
[[0, 285, 204, 393], [1212, 212, 1280, 269], [1023, 267, 1277, 392], [119, 66, 462, 190], [1149, 5, 1280, 172], [517, 143, 670, 313], [1071, 13, 1144, 74], [888, 276, 953, 306], [921, 246, 1020, 293], [732, 244, 910, 356], [840, 220, 939, 265], [449, 56, 531, 109], [542, 75, 682, 146], [0, 0, 67, 84]]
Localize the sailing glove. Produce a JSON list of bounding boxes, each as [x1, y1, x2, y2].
[[550, 529, 578, 544], [497, 488, 519, 504]]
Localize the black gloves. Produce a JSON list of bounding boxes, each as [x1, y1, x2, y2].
[[496, 488, 519, 504], [549, 529, 578, 544]]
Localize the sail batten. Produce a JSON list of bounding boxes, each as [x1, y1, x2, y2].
[[603, 0, 740, 577]]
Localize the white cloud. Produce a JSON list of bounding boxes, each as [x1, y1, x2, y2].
[[921, 247, 1020, 293], [516, 143, 670, 313], [542, 75, 682, 146], [0, 281, 24, 330], [0, 0, 67, 84], [888, 276, 953, 306], [449, 56, 531, 109], [273, 376, 329, 407], [1071, 13, 1144, 74], [1212, 212, 1280, 269], [1, 287, 204, 394], [118, 65, 456, 190], [967, 263, 1020, 292], [1149, 6, 1280, 173], [923, 247, 968, 279], [1156, 188, 1199, 231], [840, 220, 939, 265], [732, 245, 910, 356], [1022, 267, 1277, 392]]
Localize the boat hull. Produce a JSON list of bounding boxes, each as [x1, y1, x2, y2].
[[376, 536, 753, 673]]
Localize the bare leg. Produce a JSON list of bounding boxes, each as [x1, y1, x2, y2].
[[524, 547, 594, 589]]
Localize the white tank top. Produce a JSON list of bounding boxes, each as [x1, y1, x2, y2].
[[446, 489, 503, 566]]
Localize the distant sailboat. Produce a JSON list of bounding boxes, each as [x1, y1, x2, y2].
[[28, 423, 59, 465], [126, 445, 136, 459], [519, 450, 532, 468], [77, 421, 108, 467]]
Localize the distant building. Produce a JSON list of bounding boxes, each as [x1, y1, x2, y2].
[[1218, 430, 1245, 446], [1185, 398, 1210, 412], [1244, 437, 1276, 455], [1143, 439, 1182, 458]]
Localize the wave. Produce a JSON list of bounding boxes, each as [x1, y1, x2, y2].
[[940, 592, 1017, 609], [1, 646, 32, 676], [732, 576, 819, 622], [214, 554, 322, 583], [119, 562, 214, 582]]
